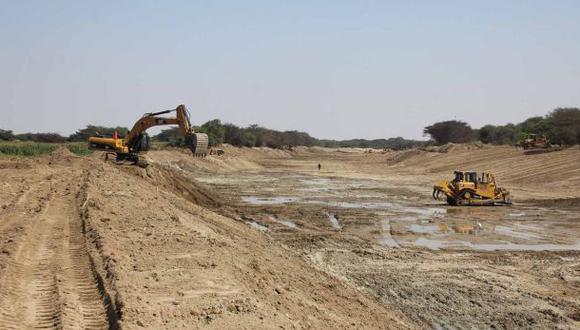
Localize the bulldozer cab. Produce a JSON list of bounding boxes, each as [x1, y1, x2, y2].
[[453, 171, 477, 189], [526, 133, 537, 140], [452, 171, 464, 182]]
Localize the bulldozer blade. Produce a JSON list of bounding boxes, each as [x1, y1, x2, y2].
[[524, 147, 563, 155]]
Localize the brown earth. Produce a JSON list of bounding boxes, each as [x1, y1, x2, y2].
[[0, 144, 579, 329], [0, 149, 411, 329]]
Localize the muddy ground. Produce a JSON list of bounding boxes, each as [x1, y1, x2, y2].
[[149, 145, 580, 329], [0, 144, 579, 329]]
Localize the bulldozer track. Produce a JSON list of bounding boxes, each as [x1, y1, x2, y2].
[[0, 173, 113, 329]]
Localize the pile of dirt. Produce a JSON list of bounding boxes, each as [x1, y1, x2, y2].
[[147, 148, 264, 173], [386, 149, 424, 164], [121, 161, 223, 209]]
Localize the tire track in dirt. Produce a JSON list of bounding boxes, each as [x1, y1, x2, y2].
[[0, 185, 62, 328], [0, 170, 114, 329]]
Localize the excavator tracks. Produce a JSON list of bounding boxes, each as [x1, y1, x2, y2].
[[0, 169, 116, 329]]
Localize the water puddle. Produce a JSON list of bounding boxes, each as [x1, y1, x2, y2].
[[197, 176, 277, 184], [495, 225, 539, 240], [269, 216, 298, 229], [379, 219, 400, 248], [307, 200, 446, 218], [408, 224, 442, 234], [247, 221, 269, 232], [436, 223, 482, 235], [241, 196, 300, 205], [326, 212, 341, 229], [413, 238, 580, 251]]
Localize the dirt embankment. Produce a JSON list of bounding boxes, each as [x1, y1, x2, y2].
[[0, 152, 412, 329], [201, 144, 580, 200]]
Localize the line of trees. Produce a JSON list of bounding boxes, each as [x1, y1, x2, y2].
[[153, 120, 425, 150], [0, 129, 68, 143], [154, 121, 320, 148], [0, 126, 131, 143], [424, 108, 580, 146], [2, 107, 578, 148]]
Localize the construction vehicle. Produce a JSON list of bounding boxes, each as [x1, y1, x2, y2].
[[433, 171, 511, 206], [518, 133, 562, 155], [88, 105, 208, 166]]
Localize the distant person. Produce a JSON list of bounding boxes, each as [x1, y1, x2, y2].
[[318, 163, 321, 171]]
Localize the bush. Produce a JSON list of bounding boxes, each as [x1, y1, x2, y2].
[[241, 131, 257, 147], [66, 143, 93, 156]]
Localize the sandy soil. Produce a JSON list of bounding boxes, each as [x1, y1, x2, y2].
[[149, 144, 580, 329], [0, 149, 410, 329], [0, 144, 578, 329]]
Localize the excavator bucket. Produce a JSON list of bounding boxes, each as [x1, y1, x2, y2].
[[187, 133, 209, 157]]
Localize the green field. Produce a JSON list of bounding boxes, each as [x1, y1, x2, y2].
[[0, 141, 59, 156], [0, 141, 93, 157]]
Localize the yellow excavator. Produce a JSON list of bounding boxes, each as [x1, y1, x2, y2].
[[433, 171, 511, 206], [88, 104, 208, 166]]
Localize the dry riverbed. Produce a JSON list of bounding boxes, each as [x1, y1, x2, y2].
[[158, 145, 580, 329]]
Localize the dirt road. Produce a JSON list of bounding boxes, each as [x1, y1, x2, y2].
[[0, 153, 115, 329]]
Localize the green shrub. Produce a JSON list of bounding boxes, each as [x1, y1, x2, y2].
[[66, 143, 93, 156]]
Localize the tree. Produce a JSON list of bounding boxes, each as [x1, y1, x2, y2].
[[495, 124, 517, 144], [154, 127, 180, 142], [423, 120, 475, 145], [68, 125, 129, 142], [479, 125, 497, 144], [545, 108, 580, 145], [0, 129, 15, 141], [518, 116, 548, 135], [241, 131, 257, 147], [198, 119, 225, 146], [224, 124, 242, 146]]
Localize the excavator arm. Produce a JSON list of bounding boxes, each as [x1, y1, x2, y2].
[[88, 104, 209, 164], [126, 105, 193, 144]]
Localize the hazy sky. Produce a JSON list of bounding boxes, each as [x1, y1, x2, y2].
[[1, 1, 579, 140]]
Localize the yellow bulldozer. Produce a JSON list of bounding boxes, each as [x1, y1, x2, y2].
[[433, 171, 511, 206], [518, 133, 562, 155], [88, 104, 208, 166]]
